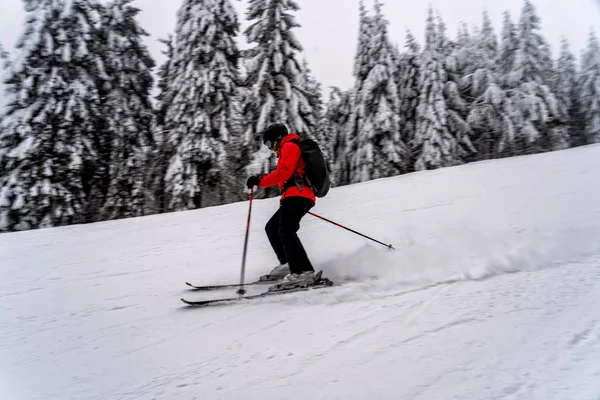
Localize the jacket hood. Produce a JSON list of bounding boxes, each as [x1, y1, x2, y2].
[[280, 133, 300, 145], [275, 133, 300, 157]]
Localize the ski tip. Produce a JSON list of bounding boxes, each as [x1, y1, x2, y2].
[[181, 298, 202, 307]]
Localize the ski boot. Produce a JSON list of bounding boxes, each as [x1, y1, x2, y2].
[[259, 263, 290, 282], [268, 270, 325, 292]]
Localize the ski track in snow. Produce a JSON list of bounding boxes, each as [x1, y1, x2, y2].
[[1, 145, 600, 399]]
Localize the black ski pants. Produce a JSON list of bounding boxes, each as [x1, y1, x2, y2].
[[265, 196, 315, 274]]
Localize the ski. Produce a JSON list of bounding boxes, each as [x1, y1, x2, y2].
[[185, 274, 279, 291], [181, 272, 334, 308]]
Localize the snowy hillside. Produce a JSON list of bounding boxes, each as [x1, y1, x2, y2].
[[2, 144, 600, 399]]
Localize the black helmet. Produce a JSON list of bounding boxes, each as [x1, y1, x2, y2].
[[262, 123, 288, 149]]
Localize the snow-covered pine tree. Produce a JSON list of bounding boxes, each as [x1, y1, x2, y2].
[[96, 0, 156, 220], [412, 7, 466, 171], [155, 34, 175, 141], [397, 30, 420, 159], [147, 34, 175, 214], [554, 38, 577, 116], [0, 0, 104, 232], [438, 12, 476, 163], [334, 0, 372, 187], [353, 0, 376, 86], [539, 40, 555, 92], [579, 29, 600, 144], [314, 114, 334, 183], [480, 11, 498, 68], [326, 87, 353, 187], [318, 86, 352, 187], [507, 0, 565, 153], [498, 11, 518, 83], [300, 58, 324, 127], [163, 0, 242, 211], [453, 13, 495, 82], [464, 11, 519, 159], [436, 10, 453, 57], [555, 37, 584, 146], [347, 0, 409, 183], [456, 22, 471, 48]]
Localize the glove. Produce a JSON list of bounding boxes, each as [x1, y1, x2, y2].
[[246, 175, 260, 189]]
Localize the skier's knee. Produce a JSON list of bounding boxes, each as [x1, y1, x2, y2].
[[279, 222, 299, 237], [278, 227, 298, 242], [266, 219, 277, 236]]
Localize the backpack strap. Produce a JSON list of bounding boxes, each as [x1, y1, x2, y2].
[[282, 138, 306, 193]]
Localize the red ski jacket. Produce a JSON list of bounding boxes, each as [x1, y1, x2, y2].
[[259, 133, 316, 204]]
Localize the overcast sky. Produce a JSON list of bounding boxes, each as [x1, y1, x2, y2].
[[1, 0, 599, 102]]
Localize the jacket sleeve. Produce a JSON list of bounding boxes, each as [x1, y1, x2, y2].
[[259, 142, 300, 188]]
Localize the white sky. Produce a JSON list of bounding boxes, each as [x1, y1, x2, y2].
[[1, 0, 599, 105]]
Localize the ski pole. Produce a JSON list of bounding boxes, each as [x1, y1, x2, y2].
[[237, 188, 254, 296], [308, 212, 394, 250]]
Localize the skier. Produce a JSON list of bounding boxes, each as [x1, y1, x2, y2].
[[246, 123, 316, 289]]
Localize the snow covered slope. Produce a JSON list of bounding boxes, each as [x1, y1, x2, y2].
[[2, 145, 600, 400]]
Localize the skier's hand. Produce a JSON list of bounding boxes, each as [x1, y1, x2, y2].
[[246, 175, 260, 189]]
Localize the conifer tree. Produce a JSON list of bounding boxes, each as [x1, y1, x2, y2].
[[300, 58, 323, 122], [0, 0, 104, 231], [320, 87, 352, 186], [148, 34, 175, 214], [353, 1, 376, 83], [555, 38, 577, 116], [498, 11, 518, 81], [327, 87, 353, 187], [397, 30, 420, 156], [347, 0, 408, 182], [338, 0, 372, 186], [163, 0, 242, 211], [97, 0, 156, 220], [579, 30, 600, 144], [438, 12, 476, 162], [155, 35, 175, 137], [413, 7, 467, 171], [555, 37, 584, 146], [464, 11, 518, 158], [480, 11, 498, 66], [506, 0, 565, 152]]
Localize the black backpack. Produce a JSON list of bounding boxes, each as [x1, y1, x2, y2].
[[288, 138, 331, 198]]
